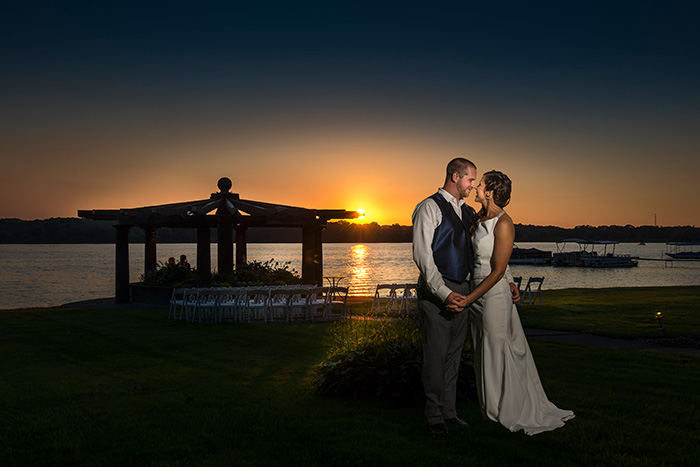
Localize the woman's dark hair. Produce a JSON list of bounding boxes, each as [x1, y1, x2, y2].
[[470, 170, 512, 236]]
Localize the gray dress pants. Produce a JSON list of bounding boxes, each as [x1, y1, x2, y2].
[[418, 275, 470, 425]]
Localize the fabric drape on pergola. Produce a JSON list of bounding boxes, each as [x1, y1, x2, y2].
[[78, 177, 360, 303]]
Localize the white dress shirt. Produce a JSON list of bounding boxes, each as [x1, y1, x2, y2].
[[412, 188, 513, 303]]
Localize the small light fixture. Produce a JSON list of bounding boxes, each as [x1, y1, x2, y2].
[[655, 311, 665, 337]]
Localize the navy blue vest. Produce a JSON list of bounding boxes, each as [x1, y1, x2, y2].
[[430, 192, 474, 282]]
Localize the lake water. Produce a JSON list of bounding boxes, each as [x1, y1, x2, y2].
[[2, 242, 699, 310]]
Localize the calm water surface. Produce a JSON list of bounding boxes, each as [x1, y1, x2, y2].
[[2, 243, 699, 310]]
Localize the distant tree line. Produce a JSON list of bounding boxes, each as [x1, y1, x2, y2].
[[513, 224, 700, 243], [1, 218, 699, 244]]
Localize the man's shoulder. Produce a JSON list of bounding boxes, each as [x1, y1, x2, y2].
[[415, 192, 440, 209], [412, 195, 441, 222]]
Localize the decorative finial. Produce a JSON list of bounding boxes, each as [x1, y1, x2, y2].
[[217, 177, 232, 193]]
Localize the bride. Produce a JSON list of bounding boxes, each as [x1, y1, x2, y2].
[[462, 170, 574, 435]]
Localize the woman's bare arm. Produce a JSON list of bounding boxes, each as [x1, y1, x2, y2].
[[465, 214, 515, 306]]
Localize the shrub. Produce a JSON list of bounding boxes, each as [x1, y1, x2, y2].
[[314, 311, 477, 405], [212, 259, 302, 286], [140, 258, 302, 288], [140, 262, 197, 287]]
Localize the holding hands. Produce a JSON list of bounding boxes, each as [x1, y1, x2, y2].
[[446, 282, 519, 312], [445, 291, 468, 313], [510, 282, 520, 303]]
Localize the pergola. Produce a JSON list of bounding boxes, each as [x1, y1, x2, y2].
[[78, 177, 360, 303]]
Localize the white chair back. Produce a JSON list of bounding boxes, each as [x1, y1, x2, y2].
[[523, 277, 544, 305]]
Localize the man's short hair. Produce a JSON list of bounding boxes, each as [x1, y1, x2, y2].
[[445, 158, 476, 183]]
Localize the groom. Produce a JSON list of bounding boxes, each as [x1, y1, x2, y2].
[[412, 157, 519, 435]]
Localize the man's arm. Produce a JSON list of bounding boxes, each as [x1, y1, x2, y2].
[[504, 265, 513, 283], [412, 198, 454, 303], [504, 265, 520, 302]]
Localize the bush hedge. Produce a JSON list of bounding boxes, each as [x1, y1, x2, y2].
[[212, 259, 303, 287], [140, 258, 303, 288], [140, 262, 197, 287], [314, 314, 477, 405]]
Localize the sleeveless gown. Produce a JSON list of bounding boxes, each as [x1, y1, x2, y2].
[[469, 211, 574, 435]]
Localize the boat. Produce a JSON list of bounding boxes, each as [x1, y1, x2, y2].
[[552, 239, 638, 268], [665, 242, 700, 260], [509, 245, 552, 265]]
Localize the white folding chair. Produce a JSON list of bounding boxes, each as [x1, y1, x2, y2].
[[306, 287, 331, 321], [371, 284, 399, 313], [327, 286, 349, 319], [523, 277, 544, 305], [219, 287, 245, 322], [398, 284, 418, 314], [269, 288, 292, 322], [178, 289, 200, 321], [286, 286, 313, 321], [242, 288, 271, 323], [194, 288, 222, 324], [169, 287, 187, 319]]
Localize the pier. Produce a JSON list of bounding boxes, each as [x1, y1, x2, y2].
[[637, 257, 700, 267]]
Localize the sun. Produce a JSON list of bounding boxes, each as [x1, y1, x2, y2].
[[343, 197, 394, 224], [347, 207, 368, 224]]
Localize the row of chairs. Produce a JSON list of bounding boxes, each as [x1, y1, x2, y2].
[[512, 276, 544, 305], [371, 283, 418, 314], [370, 276, 544, 313], [168, 285, 349, 324]]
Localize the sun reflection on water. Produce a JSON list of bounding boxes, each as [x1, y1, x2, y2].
[[349, 244, 370, 290]]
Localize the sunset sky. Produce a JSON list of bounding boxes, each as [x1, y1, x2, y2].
[[2, 1, 699, 228]]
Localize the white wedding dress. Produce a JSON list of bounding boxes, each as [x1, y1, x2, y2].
[[469, 212, 574, 435]]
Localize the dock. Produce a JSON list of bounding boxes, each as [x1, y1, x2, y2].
[[637, 257, 700, 266]]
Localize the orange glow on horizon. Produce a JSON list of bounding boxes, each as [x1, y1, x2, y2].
[[3, 130, 698, 228]]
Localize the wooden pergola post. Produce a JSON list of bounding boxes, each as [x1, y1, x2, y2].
[[235, 226, 248, 269], [314, 224, 324, 286], [302, 223, 324, 285], [196, 225, 211, 287], [217, 214, 234, 275], [115, 225, 131, 303], [144, 225, 158, 275]]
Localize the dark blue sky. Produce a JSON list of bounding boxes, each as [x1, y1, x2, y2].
[[2, 1, 699, 226]]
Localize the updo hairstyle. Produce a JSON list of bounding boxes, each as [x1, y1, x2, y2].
[[470, 170, 512, 236], [482, 170, 511, 208]]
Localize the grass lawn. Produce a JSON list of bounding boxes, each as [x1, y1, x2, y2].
[[1, 286, 700, 466], [518, 285, 700, 340]]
